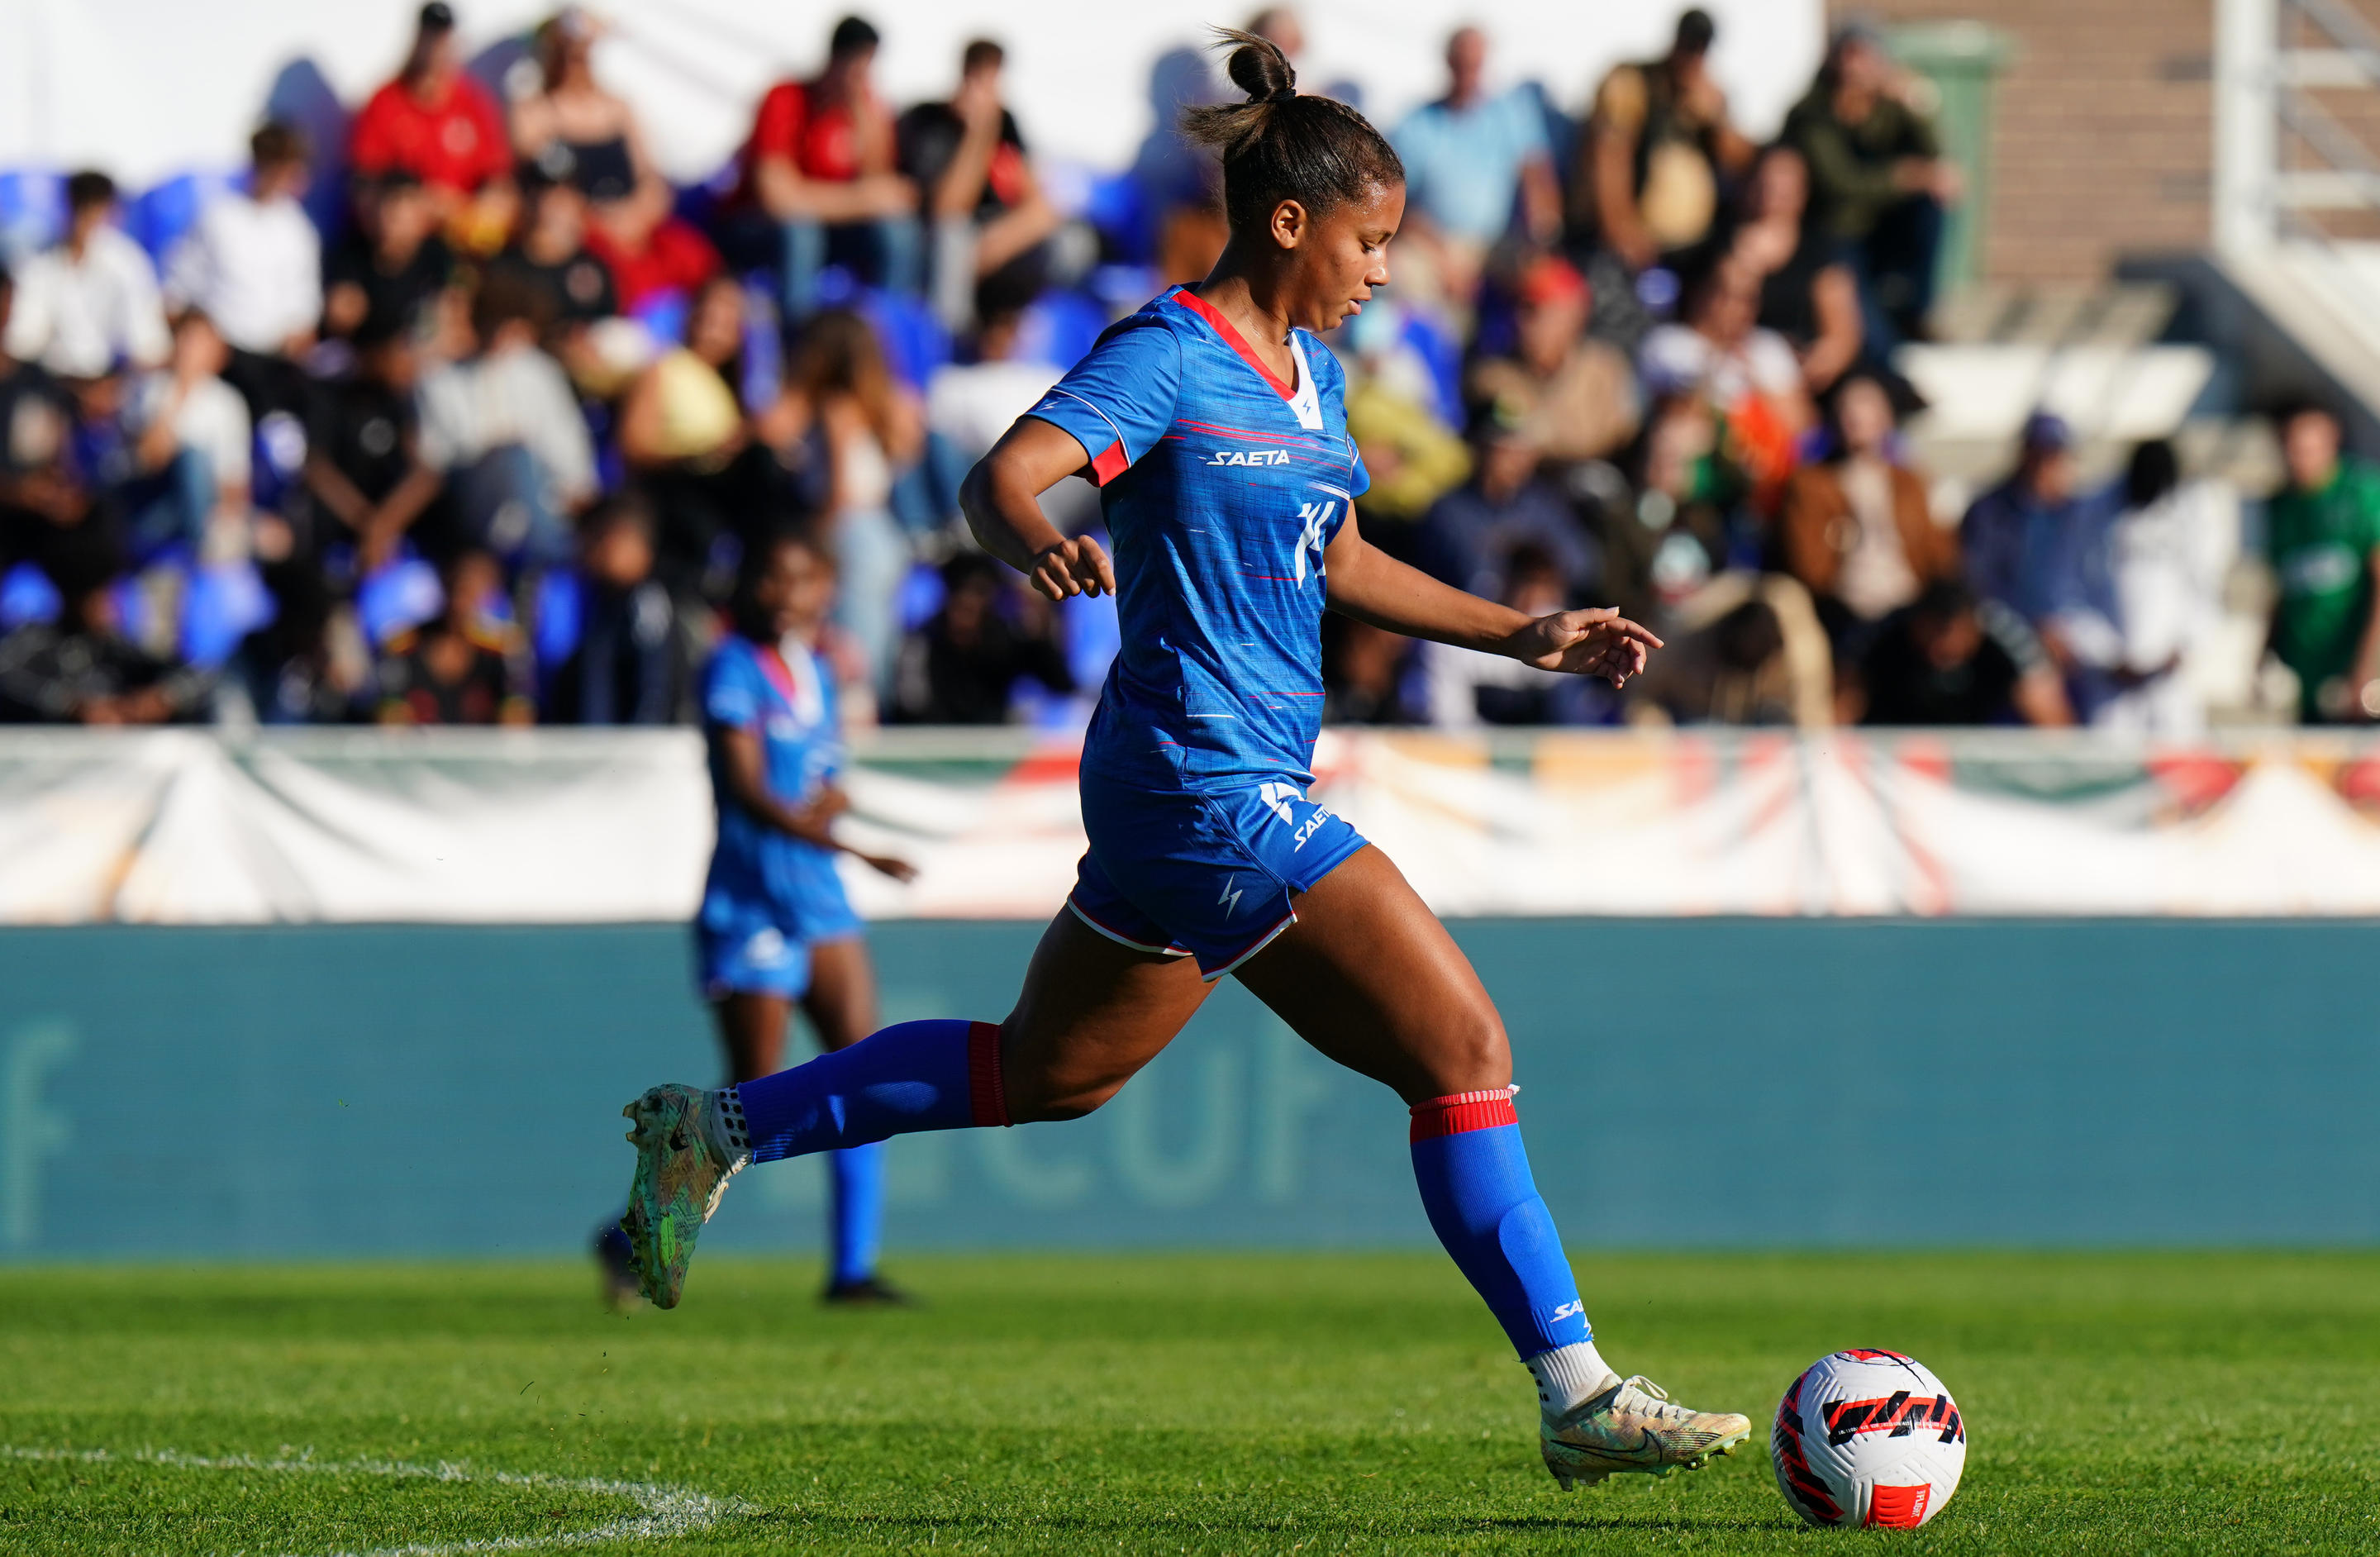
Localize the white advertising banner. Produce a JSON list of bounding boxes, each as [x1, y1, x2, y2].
[[5, 727, 2380, 924]]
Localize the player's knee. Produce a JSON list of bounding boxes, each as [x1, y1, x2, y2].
[[1431, 1005, 1511, 1094]]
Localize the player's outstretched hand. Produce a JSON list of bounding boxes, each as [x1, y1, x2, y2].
[[1028, 536, 1115, 601], [1508, 607, 1664, 688], [860, 852, 919, 883]]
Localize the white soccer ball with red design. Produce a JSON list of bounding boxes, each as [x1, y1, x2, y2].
[[1771, 1349, 1966, 1529]]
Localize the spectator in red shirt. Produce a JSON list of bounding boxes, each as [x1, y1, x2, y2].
[[349, 2, 516, 254], [731, 15, 921, 321]]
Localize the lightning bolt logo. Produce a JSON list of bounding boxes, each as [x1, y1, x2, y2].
[[1217, 877, 1245, 917]]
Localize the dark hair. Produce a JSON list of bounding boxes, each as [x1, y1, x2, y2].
[[1178, 29, 1403, 235], [1713, 599, 1782, 672], [829, 15, 879, 59], [1911, 578, 1977, 626], [2275, 397, 2341, 433], [961, 37, 1003, 74], [65, 171, 117, 213], [2124, 438, 2181, 511], [471, 268, 555, 341], [1675, 8, 1716, 55], [251, 121, 309, 171], [731, 527, 835, 632], [583, 490, 657, 543]]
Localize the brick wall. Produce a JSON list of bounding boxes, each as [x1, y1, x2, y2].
[[1831, 0, 2216, 283]]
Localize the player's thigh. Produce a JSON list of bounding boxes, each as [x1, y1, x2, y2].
[[800, 936, 878, 1052], [998, 908, 1215, 1121], [1232, 845, 1509, 1104], [712, 991, 793, 1083]]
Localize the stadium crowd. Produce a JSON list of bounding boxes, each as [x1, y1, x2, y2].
[[0, 4, 2369, 733]]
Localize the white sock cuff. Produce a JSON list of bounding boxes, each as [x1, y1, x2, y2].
[[1526, 1340, 1616, 1416]]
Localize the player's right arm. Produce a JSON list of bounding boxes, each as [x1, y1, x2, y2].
[[959, 417, 1116, 602]]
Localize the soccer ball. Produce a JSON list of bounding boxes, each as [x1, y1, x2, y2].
[[1771, 1349, 1966, 1529]]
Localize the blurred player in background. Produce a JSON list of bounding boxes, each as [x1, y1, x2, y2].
[[597, 531, 916, 1307], [616, 30, 1752, 1492]]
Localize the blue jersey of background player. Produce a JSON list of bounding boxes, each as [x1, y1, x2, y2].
[[600, 532, 918, 1310]]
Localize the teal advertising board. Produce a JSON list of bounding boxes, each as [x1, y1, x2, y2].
[[1, 919, 2374, 1256]]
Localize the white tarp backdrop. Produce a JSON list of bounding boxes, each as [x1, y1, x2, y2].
[[0, 0, 1823, 187], [8, 728, 2380, 924]]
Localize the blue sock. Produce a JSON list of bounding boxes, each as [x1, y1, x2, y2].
[[1409, 1089, 1591, 1357], [735, 1018, 1007, 1162], [827, 1142, 886, 1285]]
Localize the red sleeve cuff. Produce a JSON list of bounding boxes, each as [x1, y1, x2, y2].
[[1089, 440, 1130, 487]]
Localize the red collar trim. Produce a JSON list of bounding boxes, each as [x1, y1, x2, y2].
[[1170, 288, 1297, 402], [753, 640, 803, 708]]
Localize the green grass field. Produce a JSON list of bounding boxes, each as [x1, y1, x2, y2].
[[2, 1251, 2374, 1555]]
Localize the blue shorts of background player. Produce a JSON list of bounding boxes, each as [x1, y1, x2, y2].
[[1067, 769, 1368, 980], [694, 894, 866, 1001]]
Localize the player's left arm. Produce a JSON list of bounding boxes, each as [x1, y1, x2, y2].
[[1321, 512, 1661, 687]]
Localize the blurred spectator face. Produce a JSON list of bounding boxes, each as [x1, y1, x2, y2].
[[1832, 36, 1889, 102], [2022, 446, 2077, 504], [362, 331, 422, 391], [1644, 398, 1711, 499], [754, 539, 836, 635], [1911, 599, 1983, 671], [584, 512, 655, 590], [2284, 409, 2342, 491], [1502, 555, 1564, 617], [525, 178, 589, 253], [171, 313, 231, 381], [1251, 7, 1307, 59], [65, 177, 118, 247], [444, 550, 502, 629], [66, 584, 119, 637], [409, 12, 464, 88], [824, 40, 879, 101], [377, 179, 438, 258], [1515, 260, 1589, 375], [688, 279, 745, 366], [1445, 28, 1486, 101], [1834, 376, 1893, 456], [943, 565, 1003, 646], [1477, 432, 1541, 502], [1689, 260, 1759, 346], [1715, 601, 1784, 672], [1749, 146, 1809, 223]]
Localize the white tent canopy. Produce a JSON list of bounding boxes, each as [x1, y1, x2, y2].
[[0, 0, 1821, 188]]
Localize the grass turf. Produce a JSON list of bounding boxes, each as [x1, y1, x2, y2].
[[0, 1252, 2373, 1554]]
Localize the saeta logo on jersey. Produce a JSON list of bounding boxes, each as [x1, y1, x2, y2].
[[1202, 448, 1291, 466], [1258, 780, 1335, 851]]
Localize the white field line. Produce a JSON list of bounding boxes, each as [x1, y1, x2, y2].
[[0, 1443, 739, 1555]]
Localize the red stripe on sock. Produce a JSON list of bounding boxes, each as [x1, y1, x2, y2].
[[969, 1021, 1011, 1127], [1409, 1088, 1518, 1141]]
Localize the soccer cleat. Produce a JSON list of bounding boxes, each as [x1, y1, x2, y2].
[[1541, 1374, 1752, 1490], [821, 1273, 917, 1307], [619, 1084, 744, 1309]]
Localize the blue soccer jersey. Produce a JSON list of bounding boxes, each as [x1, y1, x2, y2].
[[697, 633, 859, 940], [1024, 287, 1370, 793]]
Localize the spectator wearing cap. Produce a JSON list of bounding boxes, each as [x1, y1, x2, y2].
[[1391, 26, 1561, 308], [510, 7, 715, 317], [1783, 24, 1961, 352], [1465, 255, 1639, 472], [322, 170, 456, 345], [349, 2, 517, 252], [1416, 396, 1597, 607], [898, 39, 1071, 334], [1573, 9, 1753, 278], [731, 16, 921, 322], [164, 122, 322, 426], [1, 171, 170, 381], [1779, 371, 1956, 665], [412, 270, 595, 569], [1960, 412, 2090, 636], [889, 551, 1075, 724], [0, 267, 104, 580]]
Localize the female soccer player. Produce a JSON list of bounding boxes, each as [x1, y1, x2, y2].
[[660, 531, 918, 1305], [619, 31, 1751, 1488]]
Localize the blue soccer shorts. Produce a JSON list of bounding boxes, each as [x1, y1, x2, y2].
[[693, 893, 864, 1001], [1068, 769, 1369, 979]]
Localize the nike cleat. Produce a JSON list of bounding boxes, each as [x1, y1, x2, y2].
[[619, 1083, 743, 1309], [1541, 1374, 1752, 1490]]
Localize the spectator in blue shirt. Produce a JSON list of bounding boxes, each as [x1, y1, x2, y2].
[[1961, 412, 2089, 632], [1391, 26, 1560, 307]]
